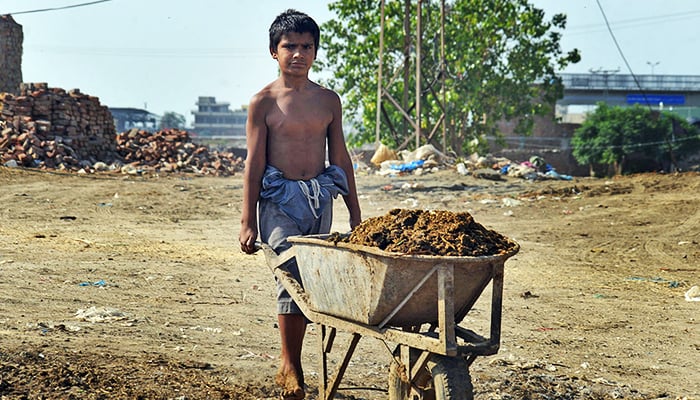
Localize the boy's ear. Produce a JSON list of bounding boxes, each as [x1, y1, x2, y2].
[[270, 48, 278, 59]]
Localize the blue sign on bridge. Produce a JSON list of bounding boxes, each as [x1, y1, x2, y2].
[[626, 94, 686, 105]]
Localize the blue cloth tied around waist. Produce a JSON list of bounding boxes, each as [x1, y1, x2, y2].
[[260, 164, 349, 232]]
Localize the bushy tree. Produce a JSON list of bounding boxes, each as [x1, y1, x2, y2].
[[160, 112, 186, 130], [318, 0, 580, 154], [572, 103, 700, 175]]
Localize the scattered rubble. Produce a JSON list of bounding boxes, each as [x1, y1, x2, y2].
[[366, 143, 574, 181], [115, 128, 243, 176], [0, 83, 244, 175]]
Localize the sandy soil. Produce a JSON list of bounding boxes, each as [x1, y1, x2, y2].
[[0, 166, 698, 399]]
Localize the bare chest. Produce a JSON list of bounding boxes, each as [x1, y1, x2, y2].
[[265, 96, 332, 137]]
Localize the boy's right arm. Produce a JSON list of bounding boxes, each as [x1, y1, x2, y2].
[[239, 93, 268, 254]]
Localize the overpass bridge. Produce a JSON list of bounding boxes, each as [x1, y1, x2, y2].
[[559, 73, 700, 121]]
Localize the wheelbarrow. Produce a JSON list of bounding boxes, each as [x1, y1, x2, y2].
[[260, 233, 519, 400]]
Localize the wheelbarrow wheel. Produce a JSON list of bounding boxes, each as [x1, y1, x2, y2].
[[428, 355, 473, 400], [389, 352, 473, 400]]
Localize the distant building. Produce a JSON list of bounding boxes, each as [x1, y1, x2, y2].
[[110, 107, 159, 132], [191, 96, 246, 137]]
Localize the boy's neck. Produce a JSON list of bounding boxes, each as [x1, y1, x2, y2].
[[279, 74, 311, 91]]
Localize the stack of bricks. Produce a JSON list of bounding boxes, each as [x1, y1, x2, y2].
[[0, 82, 117, 169]]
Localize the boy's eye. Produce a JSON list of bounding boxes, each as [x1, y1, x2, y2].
[[280, 43, 313, 51]]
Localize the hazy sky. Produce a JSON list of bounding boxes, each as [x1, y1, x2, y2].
[[3, 1, 699, 125]]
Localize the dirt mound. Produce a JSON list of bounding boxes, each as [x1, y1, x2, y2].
[[345, 208, 516, 256], [0, 348, 266, 400]]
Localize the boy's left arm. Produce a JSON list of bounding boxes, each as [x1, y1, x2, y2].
[[326, 92, 362, 229]]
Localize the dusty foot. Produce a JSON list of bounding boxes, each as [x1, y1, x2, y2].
[[275, 367, 305, 400]]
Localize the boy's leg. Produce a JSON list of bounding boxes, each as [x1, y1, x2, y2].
[[259, 198, 333, 399], [276, 313, 306, 399], [259, 199, 307, 398]]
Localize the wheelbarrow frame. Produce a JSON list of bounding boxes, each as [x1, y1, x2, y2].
[[260, 236, 517, 399]]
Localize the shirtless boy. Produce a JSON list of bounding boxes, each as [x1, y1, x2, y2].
[[239, 9, 362, 400]]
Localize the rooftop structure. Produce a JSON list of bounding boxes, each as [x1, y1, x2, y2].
[[558, 73, 700, 122], [110, 107, 159, 133], [191, 96, 246, 137]]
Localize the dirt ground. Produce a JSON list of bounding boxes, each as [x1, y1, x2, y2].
[[0, 166, 698, 399]]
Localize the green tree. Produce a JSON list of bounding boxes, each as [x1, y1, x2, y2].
[[572, 103, 700, 175], [160, 111, 186, 130], [318, 0, 580, 154]]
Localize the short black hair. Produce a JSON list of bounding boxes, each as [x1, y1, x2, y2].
[[268, 9, 320, 57]]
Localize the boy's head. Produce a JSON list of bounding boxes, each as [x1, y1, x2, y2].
[[269, 9, 320, 58]]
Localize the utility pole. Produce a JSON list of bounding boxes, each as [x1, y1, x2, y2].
[[646, 61, 660, 76], [375, 0, 385, 144]]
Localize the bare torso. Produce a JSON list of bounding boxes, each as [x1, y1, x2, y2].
[[262, 81, 334, 180]]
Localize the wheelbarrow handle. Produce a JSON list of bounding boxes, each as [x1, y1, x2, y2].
[[256, 242, 296, 271]]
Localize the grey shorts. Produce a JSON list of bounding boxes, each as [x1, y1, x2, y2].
[[258, 197, 333, 315]]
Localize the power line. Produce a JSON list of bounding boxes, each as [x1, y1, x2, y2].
[[24, 45, 268, 59], [497, 133, 700, 152], [595, 0, 650, 107], [572, 134, 700, 152], [565, 9, 700, 36], [5, 0, 112, 16]]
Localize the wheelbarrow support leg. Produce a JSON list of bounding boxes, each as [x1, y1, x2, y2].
[[318, 324, 361, 400], [437, 263, 457, 356], [489, 262, 504, 351], [318, 324, 335, 397]]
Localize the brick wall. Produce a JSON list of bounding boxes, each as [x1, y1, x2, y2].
[[0, 15, 23, 95]]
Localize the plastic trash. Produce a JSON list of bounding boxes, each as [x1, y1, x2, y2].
[[545, 170, 573, 181], [390, 159, 425, 172], [457, 163, 469, 175], [685, 285, 700, 302], [79, 280, 107, 287], [75, 306, 126, 322], [502, 198, 522, 207]]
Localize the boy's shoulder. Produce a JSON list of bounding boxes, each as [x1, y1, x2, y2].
[[307, 81, 341, 103], [315, 83, 340, 98], [251, 79, 339, 103], [248, 82, 277, 109]]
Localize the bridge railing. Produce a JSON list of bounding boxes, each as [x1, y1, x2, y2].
[[560, 73, 700, 92]]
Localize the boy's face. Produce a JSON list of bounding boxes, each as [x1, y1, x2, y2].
[[271, 32, 316, 76]]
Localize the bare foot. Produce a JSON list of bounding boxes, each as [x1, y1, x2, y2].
[[275, 367, 305, 400]]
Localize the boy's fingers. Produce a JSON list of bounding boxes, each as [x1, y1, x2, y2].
[[240, 238, 258, 254], [240, 239, 250, 252]]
